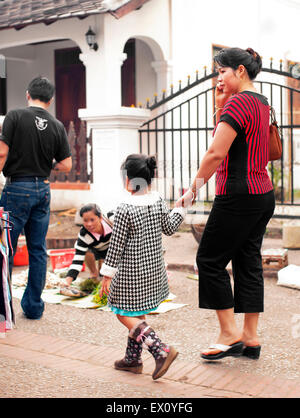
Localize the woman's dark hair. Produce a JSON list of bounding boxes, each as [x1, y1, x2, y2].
[[80, 203, 101, 218], [27, 76, 55, 103], [121, 154, 157, 192], [214, 47, 262, 80]]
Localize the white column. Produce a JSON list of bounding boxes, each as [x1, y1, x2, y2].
[[79, 52, 104, 109], [79, 52, 127, 110], [151, 60, 173, 97], [78, 106, 151, 213]]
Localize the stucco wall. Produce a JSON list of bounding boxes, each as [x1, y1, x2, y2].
[[0, 0, 299, 207]]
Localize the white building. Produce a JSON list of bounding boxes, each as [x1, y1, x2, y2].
[[0, 0, 299, 213]]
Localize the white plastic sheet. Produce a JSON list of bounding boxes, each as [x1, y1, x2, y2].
[[12, 286, 187, 313], [277, 264, 300, 290]]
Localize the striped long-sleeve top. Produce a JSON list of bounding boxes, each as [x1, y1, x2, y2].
[[67, 219, 112, 280], [216, 91, 273, 195]]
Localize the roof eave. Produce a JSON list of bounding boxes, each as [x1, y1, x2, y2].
[[109, 0, 150, 19], [0, 11, 100, 32]]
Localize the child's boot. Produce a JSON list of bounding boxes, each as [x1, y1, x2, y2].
[[114, 336, 143, 374], [130, 320, 178, 380]]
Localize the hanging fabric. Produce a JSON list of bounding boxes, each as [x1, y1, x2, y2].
[[0, 207, 14, 338]]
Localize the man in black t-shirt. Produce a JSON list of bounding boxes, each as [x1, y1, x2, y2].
[[0, 76, 72, 319]]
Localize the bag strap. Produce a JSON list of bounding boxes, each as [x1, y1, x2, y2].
[[270, 106, 277, 124], [269, 106, 282, 139]]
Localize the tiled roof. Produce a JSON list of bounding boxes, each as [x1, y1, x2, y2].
[[0, 0, 145, 30]]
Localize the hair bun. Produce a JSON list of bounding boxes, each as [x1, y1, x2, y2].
[[146, 156, 157, 170], [246, 48, 258, 60], [246, 47, 262, 75]]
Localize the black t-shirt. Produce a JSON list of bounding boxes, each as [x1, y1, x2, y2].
[[0, 106, 71, 177]]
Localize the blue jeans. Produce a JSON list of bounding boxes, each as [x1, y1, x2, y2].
[[0, 180, 51, 319]]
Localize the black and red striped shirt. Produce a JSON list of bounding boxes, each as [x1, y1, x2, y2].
[[216, 91, 273, 195]]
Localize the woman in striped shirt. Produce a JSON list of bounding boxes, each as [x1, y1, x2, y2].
[[61, 203, 113, 288], [177, 48, 275, 361]]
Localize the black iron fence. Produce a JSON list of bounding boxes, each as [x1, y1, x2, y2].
[[139, 61, 300, 207]]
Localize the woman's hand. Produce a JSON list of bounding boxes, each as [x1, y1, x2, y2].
[[175, 188, 195, 208], [99, 276, 112, 297], [215, 83, 231, 109]]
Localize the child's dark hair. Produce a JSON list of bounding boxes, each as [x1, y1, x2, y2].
[[80, 203, 101, 218], [214, 47, 262, 80], [121, 154, 157, 192], [27, 76, 55, 103]]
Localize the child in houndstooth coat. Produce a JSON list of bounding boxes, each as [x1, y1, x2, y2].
[[99, 154, 186, 380]]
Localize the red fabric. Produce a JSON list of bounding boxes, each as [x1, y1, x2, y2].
[[215, 91, 273, 195]]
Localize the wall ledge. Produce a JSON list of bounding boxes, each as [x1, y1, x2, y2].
[[50, 182, 91, 190]]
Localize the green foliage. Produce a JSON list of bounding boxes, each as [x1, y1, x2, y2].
[[92, 282, 108, 307], [79, 277, 98, 292], [269, 161, 281, 189]]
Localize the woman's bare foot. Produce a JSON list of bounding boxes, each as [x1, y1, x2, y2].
[[241, 333, 260, 347]]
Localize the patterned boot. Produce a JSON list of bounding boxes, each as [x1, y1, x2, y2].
[[130, 320, 178, 380], [114, 336, 143, 374]]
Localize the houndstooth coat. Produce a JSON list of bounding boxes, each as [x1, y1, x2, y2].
[[100, 192, 185, 312]]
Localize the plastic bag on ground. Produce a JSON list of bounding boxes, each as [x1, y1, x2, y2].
[[277, 264, 300, 290]]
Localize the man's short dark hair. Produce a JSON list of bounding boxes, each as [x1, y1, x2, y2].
[[27, 76, 55, 103]]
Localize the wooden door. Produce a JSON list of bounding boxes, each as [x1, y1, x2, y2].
[[0, 78, 6, 116], [288, 61, 300, 126], [121, 39, 136, 107], [55, 48, 86, 134]]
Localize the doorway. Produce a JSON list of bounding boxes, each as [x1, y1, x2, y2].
[[55, 47, 86, 134], [121, 39, 136, 107]]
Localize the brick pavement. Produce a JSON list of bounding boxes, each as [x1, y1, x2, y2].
[[2, 227, 300, 399], [1, 329, 300, 398]]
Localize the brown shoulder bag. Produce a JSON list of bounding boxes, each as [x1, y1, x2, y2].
[[269, 106, 282, 161]]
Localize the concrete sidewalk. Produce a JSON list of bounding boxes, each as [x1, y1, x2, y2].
[[1, 328, 299, 398], [1, 228, 300, 399]]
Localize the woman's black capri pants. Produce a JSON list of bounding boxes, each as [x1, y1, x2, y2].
[[196, 190, 275, 313]]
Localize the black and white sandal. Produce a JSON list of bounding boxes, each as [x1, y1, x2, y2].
[[242, 345, 261, 359], [201, 341, 244, 360]]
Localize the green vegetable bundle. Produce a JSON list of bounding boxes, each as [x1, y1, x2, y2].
[[92, 282, 108, 307], [79, 277, 99, 293]]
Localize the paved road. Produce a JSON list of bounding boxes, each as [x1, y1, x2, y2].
[[1, 231, 300, 402]]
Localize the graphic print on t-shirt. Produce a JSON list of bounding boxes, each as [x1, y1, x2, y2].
[[35, 116, 48, 131]]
